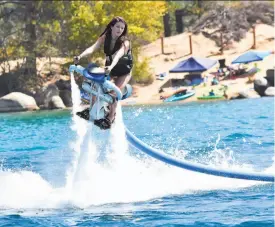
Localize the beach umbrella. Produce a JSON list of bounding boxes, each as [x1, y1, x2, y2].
[[169, 57, 218, 73], [232, 51, 271, 64]]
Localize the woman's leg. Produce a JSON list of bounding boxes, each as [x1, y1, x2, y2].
[[107, 73, 131, 122]]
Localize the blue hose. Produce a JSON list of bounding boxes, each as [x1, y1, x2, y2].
[[125, 128, 274, 182]]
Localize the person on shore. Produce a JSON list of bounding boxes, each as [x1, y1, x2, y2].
[[74, 16, 133, 129], [209, 89, 215, 96], [211, 76, 219, 86]]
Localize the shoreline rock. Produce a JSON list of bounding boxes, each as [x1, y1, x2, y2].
[[0, 92, 39, 113]]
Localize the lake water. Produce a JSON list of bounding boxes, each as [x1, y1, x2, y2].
[[0, 84, 274, 226]]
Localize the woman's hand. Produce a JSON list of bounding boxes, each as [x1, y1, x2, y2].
[[104, 66, 111, 75], [73, 56, 80, 65]]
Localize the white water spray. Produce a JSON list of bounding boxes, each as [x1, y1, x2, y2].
[[64, 72, 88, 195], [62, 75, 265, 208], [0, 71, 270, 210]]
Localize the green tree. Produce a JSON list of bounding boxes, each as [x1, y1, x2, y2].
[[66, 1, 167, 51], [66, 1, 168, 83], [1, 1, 168, 90], [0, 0, 65, 90]]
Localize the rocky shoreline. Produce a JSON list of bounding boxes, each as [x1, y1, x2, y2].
[[0, 69, 274, 113]]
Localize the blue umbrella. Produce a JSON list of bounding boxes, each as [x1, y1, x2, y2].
[[232, 51, 271, 64], [169, 57, 217, 73]]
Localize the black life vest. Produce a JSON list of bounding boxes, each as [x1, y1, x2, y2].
[[103, 33, 133, 67]]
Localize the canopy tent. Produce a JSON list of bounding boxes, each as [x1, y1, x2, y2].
[[232, 51, 271, 64], [169, 57, 218, 73]]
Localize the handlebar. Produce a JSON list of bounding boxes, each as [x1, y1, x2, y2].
[[69, 64, 122, 101]]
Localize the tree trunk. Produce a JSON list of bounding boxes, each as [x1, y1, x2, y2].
[[22, 1, 37, 89], [163, 13, 171, 37], [197, 0, 202, 8], [175, 10, 184, 33]]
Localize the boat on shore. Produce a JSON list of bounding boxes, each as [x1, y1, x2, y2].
[[164, 90, 195, 102], [197, 95, 224, 100]]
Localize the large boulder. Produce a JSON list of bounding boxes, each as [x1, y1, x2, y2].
[[55, 79, 71, 90], [49, 96, 66, 109], [238, 90, 250, 99], [264, 87, 275, 96], [265, 69, 274, 87], [254, 77, 269, 87], [239, 89, 260, 99], [59, 90, 72, 107], [229, 89, 260, 100], [0, 92, 39, 113], [34, 84, 59, 109], [229, 92, 244, 100], [254, 77, 269, 96]]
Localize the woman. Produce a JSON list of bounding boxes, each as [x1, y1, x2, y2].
[[74, 16, 133, 129]]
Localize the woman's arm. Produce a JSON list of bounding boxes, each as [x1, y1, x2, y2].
[[78, 36, 104, 59], [108, 40, 130, 71]]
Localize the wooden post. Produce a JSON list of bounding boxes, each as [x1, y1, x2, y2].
[[220, 32, 223, 55], [160, 34, 164, 54], [189, 34, 193, 55], [252, 25, 256, 49]]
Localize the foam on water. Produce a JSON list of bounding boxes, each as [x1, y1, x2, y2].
[[0, 73, 272, 210]]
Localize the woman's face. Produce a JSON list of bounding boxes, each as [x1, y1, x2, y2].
[[111, 21, 125, 38]]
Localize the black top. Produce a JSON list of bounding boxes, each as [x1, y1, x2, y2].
[[103, 33, 133, 67]]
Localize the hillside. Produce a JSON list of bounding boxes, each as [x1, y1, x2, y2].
[[124, 23, 274, 105]]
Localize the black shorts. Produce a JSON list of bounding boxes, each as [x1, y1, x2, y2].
[[110, 64, 132, 77]]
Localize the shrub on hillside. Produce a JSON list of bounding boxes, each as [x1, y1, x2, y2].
[[132, 57, 154, 85]]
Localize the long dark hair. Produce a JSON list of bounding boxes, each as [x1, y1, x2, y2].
[[100, 16, 129, 51]]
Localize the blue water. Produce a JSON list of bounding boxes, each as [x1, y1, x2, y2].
[[0, 97, 274, 226]]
